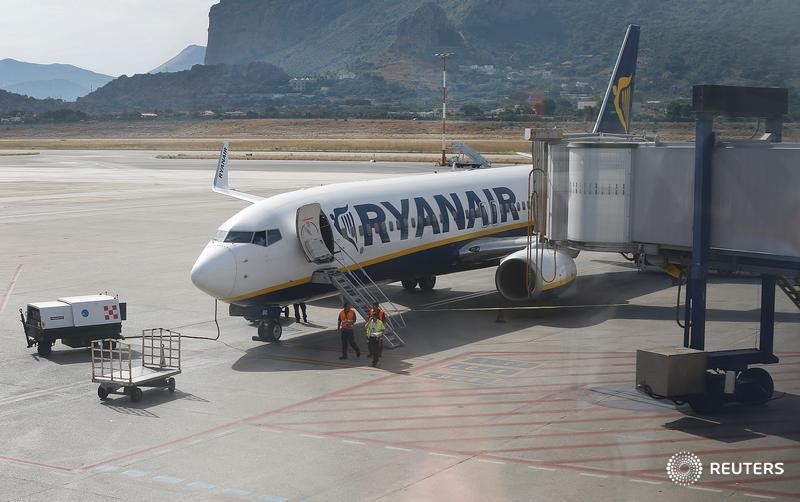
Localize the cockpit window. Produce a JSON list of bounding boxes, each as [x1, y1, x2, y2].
[[252, 231, 267, 246], [213, 230, 227, 241], [267, 229, 282, 245], [223, 231, 254, 243]]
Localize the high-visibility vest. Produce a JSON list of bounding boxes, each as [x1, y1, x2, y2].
[[369, 307, 386, 322], [366, 319, 384, 338], [339, 309, 356, 330]]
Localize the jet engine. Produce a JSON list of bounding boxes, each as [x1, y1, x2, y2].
[[494, 247, 577, 301]]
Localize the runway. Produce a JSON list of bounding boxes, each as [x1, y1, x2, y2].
[[0, 150, 798, 501]]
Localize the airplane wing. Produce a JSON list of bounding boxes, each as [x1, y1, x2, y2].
[[458, 235, 580, 265], [457, 236, 530, 264], [212, 141, 264, 204]]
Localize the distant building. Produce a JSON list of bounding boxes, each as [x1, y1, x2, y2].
[[577, 100, 598, 110], [140, 113, 158, 119], [0, 116, 22, 124], [200, 110, 216, 117], [224, 111, 247, 118], [336, 71, 356, 80], [289, 77, 316, 91]]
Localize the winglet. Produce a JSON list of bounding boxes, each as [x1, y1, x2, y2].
[[593, 24, 640, 134], [211, 141, 264, 204]]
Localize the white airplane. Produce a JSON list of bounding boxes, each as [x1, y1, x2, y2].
[[190, 25, 641, 341]]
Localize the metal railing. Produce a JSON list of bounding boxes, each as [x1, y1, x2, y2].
[[141, 328, 181, 370], [91, 341, 132, 383]]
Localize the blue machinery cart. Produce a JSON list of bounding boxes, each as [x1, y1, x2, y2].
[[92, 328, 181, 403]]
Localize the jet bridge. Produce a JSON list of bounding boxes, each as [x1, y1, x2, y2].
[[529, 85, 799, 414]]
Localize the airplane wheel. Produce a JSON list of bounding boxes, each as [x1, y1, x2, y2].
[[418, 276, 436, 291], [259, 321, 282, 341], [735, 368, 774, 405], [401, 279, 418, 290], [37, 341, 52, 356]]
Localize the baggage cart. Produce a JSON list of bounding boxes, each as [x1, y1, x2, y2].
[[92, 328, 181, 402]]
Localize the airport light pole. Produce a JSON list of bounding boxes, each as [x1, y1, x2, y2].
[[435, 52, 452, 166]]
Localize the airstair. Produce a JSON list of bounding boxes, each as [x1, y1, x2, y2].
[[312, 262, 406, 348], [295, 202, 406, 348], [451, 141, 491, 169], [777, 276, 800, 311]]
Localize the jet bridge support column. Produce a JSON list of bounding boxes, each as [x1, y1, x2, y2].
[[684, 114, 714, 350]]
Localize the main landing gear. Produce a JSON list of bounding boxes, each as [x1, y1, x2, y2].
[[402, 276, 436, 291]]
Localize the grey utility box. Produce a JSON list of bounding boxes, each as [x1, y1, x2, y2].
[[636, 347, 707, 397]]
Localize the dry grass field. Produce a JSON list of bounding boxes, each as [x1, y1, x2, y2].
[[0, 119, 796, 162]]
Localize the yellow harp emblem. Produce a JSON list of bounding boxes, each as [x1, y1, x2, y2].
[[612, 75, 632, 133]]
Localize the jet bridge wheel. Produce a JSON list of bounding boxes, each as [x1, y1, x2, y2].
[[735, 367, 774, 405], [258, 320, 282, 341]]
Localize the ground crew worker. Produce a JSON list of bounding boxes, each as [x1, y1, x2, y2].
[[293, 302, 307, 323], [366, 302, 386, 358], [369, 302, 386, 322], [337, 302, 360, 360], [365, 314, 385, 367]]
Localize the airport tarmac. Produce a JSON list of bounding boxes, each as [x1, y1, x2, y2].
[[0, 150, 798, 501]]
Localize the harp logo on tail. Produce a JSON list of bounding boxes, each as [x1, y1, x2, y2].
[[613, 75, 633, 133]]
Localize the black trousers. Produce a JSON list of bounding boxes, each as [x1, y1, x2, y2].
[[294, 302, 307, 321], [340, 330, 360, 357], [368, 337, 383, 365]]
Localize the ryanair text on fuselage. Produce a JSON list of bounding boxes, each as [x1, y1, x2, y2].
[[329, 186, 520, 249]]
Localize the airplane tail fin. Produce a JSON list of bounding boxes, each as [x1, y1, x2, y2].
[[593, 24, 640, 134]]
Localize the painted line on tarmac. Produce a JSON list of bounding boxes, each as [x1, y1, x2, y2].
[[743, 494, 776, 500], [630, 479, 661, 485], [477, 459, 505, 465], [579, 472, 608, 479], [0, 264, 23, 313], [341, 440, 365, 446], [429, 452, 460, 459], [153, 475, 183, 485], [385, 446, 413, 452], [688, 486, 722, 493], [528, 465, 556, 472], [0, 382, 85, 407]]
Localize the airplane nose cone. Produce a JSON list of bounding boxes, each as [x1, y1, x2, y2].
[[191, 244, 237, 298]]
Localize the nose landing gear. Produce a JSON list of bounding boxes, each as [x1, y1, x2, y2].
[[257, 320, 282, 342]]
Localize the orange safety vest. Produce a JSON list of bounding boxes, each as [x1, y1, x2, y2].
[[339, 309, 356, 330], [369, 308, 386, 322]]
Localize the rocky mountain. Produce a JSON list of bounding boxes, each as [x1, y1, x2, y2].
[[203, 0, 800, 96], [77, 62, 289, 113], [150, 45, 207, 74], [0, 59, 113, 101]]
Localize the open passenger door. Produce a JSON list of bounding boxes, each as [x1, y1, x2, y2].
[[296, 203, 335, 263]]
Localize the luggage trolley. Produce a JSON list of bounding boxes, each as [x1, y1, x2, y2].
[[92, 328, 181, 402]]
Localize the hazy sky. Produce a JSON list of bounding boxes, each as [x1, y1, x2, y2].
[[0, 0, 219, 76]]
